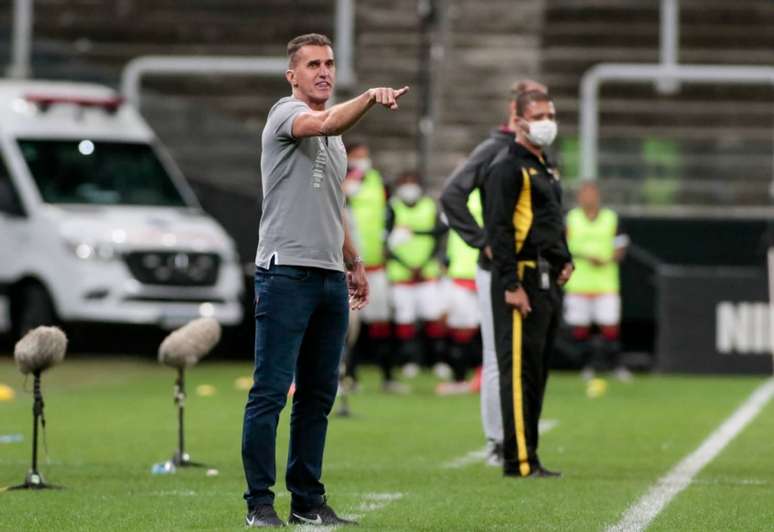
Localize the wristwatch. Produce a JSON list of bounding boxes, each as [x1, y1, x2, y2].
[[346, 255, 364, 271]]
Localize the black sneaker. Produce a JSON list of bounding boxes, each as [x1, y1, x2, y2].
[[531, 465, 562, 478], [288, 501, 357, 526], [245, 504, 285, 528], [504, 463, 561, 478]]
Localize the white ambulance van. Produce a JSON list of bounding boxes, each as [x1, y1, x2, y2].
[[0, 80, 243, 338]]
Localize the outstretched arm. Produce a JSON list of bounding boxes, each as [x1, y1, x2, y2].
[[293, 87, 410, 138]]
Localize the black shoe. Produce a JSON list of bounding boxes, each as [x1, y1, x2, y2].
[[288, 501, 357, 526], [246, 505, 285, 528], [504, 464, 561, 478], [530, 465, 562, 478]]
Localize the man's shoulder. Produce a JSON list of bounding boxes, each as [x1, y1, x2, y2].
[[365, 168, 385, 183], [265, 96, 310, 128], [488, 146, 523, 175], [471, 131, 513, 160], [600, 207, 619, 221], [567, 207, 583, 221], [269, 96, 309, 115], [262, 97, 313, 147]]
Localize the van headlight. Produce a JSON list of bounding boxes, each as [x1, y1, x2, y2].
[[64, 239, 117, 261]]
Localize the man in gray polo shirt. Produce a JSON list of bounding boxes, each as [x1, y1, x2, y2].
[[241, 33, 408, 528]]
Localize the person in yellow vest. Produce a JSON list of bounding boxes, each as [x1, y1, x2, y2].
[[437, 190, 483, 394], [386, 171, 448, 377], [342, 142, 405, 392], [564, 181, 630, 381]]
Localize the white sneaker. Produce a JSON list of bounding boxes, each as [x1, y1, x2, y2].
[[614, 366, 633, 383], [435, 381, 470, 396], [402, 363, 420, 379], [432, 362, 453, 381], [339, 376, 360, 394], [382, 380, 411, 394], [485, 440, 503, 467], [580, 367, 595, 381]]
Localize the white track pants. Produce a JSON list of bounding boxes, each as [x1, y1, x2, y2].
[[476, 266, 502, 443]]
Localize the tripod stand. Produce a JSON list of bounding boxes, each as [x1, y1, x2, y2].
[[169, 367, 206, 468], [10, 370, 59, 490]]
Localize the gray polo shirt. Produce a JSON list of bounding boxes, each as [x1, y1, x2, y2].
[[256, 96, 347, 272]]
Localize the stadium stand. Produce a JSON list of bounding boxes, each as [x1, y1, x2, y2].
[[1, 1, 772, 202], [542, 0, 774, 205], [1, 0, 772, 365]]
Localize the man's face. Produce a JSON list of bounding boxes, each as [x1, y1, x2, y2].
[[522, 100, 556, 123], [578, 184, 600, 210], [394, 175, 422, 205], [346, 145, 371, 180], [287, 45, 335, 105], [347, 145, 369, 164]]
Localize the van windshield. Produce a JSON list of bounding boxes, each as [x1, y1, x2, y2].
[[17, 139, 189, 207]]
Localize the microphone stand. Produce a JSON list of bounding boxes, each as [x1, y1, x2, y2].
[[170, 367, 205, 468], [10, 370, 59, 490]]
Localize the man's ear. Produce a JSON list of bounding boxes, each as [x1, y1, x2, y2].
[[285, 69, 297, 87], [516, 116, 530, 135], [508, 100, 517, 117]]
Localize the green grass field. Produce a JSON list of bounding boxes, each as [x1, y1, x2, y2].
[[1, 358, 772, 531]]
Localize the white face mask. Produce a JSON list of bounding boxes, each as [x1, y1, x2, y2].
[[349, 158, 372, 173], [526, 119, 557, 147], [396, 183, 422, 204]]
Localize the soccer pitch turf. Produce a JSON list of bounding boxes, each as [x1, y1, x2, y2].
[[0, 358, 772, 531]]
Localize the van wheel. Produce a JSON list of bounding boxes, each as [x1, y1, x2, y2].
[[14, 283, 57, 338]]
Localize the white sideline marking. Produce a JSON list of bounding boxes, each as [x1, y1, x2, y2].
[[148, 490, 197, 497], [608, 378, 774, 532], [540, 419, 559, 433], [348, 492, 403, 519], [294, 492, 404, 531], [442, 448, 488, 469], [442, 419, 559, 469]]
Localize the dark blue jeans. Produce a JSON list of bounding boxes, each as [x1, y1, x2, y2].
[[242, 263, 348, 511]]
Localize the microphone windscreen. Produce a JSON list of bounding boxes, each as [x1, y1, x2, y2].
[[14, 326, 68, 375], [158, 318, 222, 368]]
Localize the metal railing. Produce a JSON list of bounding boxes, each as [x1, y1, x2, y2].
[[578, 0, 774, 193], [4, 0, 357, 103], [7, 0, 32, 79], [121, 0, 356, 107]]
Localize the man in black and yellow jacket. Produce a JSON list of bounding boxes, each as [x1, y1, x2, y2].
[[486, 90, 573, 478]]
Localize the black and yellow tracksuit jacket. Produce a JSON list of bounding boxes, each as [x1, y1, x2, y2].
[[487, 141, 571, 288], [484, 140, 571, 477]]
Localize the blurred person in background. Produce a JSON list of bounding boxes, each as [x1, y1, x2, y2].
[[385, 171, 449, 379], [342, 141, 406, 392], [440, 79, 547, 465], [436, 189, 484, 396], [564, 181, 630, 382], [487, 90, 573, 478], [242, 32, 409, 527]]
